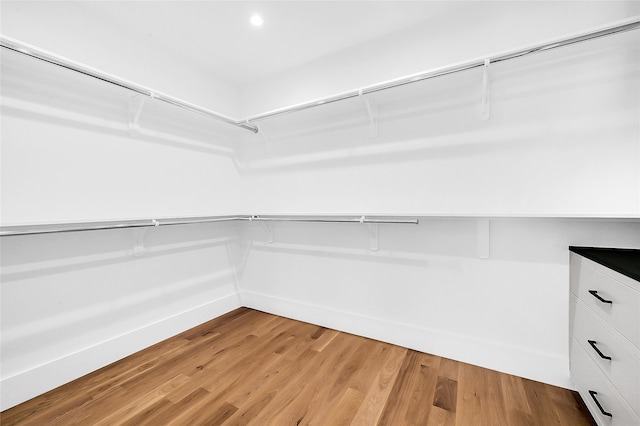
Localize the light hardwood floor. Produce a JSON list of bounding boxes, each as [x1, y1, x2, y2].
[[2, 308, 595, 425]]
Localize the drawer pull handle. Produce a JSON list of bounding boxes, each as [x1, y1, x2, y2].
[[587, 340, 612, 360], [588, 390, 612, 417], [588, 290, 612, 304]]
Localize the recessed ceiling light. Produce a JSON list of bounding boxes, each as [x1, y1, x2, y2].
[[250, 15, 264, 27]]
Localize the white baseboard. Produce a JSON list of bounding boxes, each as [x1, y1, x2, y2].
[[1, 293, 241, 411], [2, 288, 573, 411], [241, 290, 573, 390]]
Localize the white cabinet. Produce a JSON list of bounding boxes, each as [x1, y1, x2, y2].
[[569, 248, 640, 426]]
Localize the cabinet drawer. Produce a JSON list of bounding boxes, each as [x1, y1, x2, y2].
[[570, 255, 640, 348], [570, 296, 639, 415], [571, 339, 640, 426]]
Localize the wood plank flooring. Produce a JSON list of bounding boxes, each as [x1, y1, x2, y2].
[[1, 308, 595, 425]]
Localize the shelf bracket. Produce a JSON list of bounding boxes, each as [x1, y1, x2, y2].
[[480, 58, 491, 121], [253, 122, 270, 145], [128, 94, 147, 137], [365, 219, 379, 251], [132, 220, 158, 256], [250, 216, 273, 244], [262, 222, 273, 244], [359, 90, 378, 138], [477, 219, 490, 259]]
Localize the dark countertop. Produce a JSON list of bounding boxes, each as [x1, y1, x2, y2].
[[569, 246, 640, 283]]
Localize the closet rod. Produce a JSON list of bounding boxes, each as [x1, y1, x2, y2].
[[0, 216, 247, 236], [245, 215, 419, 225], [0, 215, 419, 236], [244, 18, 640, 123], [0, 35, 259, 134]]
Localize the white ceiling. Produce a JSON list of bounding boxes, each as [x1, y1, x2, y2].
[[71, 1, 464, 85]]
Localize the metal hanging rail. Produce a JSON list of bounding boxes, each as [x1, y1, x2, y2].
[[0, 215, 419, 236], [244, 17, 640, 124], [0, 216, 247, 236], [0, 35, 259, 134], [244, 215, 419, 225]]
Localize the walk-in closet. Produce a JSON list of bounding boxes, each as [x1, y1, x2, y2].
[[1, 1, 639, 424]]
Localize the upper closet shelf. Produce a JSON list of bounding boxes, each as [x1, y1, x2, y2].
[[1, 17, 638, 136], [245, 17, 639, 124], [2, 214, 638, 237], [0, 35, 259, 134]]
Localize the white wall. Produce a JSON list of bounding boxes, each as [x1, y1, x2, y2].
[[240, 1, 640, 115], [0, 222, 242, 409], [0, 1, 240, 116], [1, 3, 246, 410], [236, 1, 640, 216], [0, 47, 245, 224], [232, 0, 640, 393], [239, 218, 640, 389]]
